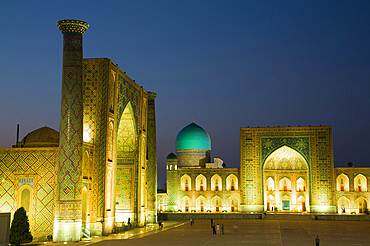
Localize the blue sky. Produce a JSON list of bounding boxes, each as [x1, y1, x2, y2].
[[0, 1, 369, 187]]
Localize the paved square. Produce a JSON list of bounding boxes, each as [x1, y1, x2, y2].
[[88, 219, 370, 246]]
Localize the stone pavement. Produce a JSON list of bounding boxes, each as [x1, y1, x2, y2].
[[28, 221, 184, 246], [31, 219, 370, 246]]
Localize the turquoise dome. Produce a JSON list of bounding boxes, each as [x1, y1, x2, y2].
[[166, 153, 177, 160], [175, 123, 211, 150]]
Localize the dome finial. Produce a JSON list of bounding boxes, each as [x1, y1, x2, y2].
[[192, 119, 194, 123]]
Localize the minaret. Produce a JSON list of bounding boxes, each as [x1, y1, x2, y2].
[[54, 19, 88, 242], [146, 92, 158, 223]]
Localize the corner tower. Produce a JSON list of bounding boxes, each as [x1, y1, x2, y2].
[[166, 153, 179, 211], [54, 19, 89, 242]]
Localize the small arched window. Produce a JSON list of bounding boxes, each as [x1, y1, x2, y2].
[[21, 188, 31, 213]]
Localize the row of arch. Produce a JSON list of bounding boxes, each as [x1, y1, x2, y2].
[[336, 174, 368, 192], [180, 195, 239, 212], [337, 196, 368, 214], [266, 193, 308, 212], [180, 174, 238, 191], [266, 177, 306, 192]]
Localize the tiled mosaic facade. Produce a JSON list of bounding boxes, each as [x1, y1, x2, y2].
[[240, 126, 335, 212], [0, 20, 158, 241], [176, 149, 211, 168], [334, 167, 370, 213], [0, 148, 57, 237], [160, 126, 370, 214]]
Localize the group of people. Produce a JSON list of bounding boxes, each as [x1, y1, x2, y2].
[[189, 218, 195, 226], [210, 219, 224, 234], [188, 218, 319, 245]]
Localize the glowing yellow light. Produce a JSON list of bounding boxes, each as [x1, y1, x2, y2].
[[83, 129, 91, 142], [264, 146, 307, 170]]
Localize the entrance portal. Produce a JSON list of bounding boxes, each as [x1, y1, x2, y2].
[[282, 200, 290, 211], [263, 146, 309, 212]]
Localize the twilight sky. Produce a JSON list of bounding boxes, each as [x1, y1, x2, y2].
[[0, 1, 369, 188]]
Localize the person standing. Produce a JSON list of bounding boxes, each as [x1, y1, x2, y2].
[[315, 235, 320, 246], [190, 218, 193, 226], [216, 224, 220, 234], [221, 224, 224, 234], [211, 221, 216, 234]]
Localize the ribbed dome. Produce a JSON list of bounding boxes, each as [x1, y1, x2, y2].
[[175, 123, 211, 150], [20, 126, 59, 148], [166, 153, 177, 160]]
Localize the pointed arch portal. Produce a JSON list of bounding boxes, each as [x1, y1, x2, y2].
[[263, 146, 309, 212], [117, 102, 136, 161], [115, 102, 137, 223]]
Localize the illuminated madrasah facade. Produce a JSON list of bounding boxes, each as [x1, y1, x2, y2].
[[158, 123, 370, 216], [0, 20, 158, 241]]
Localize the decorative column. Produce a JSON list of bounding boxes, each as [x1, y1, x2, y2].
[[146, 92, 158, 223], [54, 19, 89, 242]]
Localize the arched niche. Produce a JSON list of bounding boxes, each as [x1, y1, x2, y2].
[[279, 177, 292, 192], [355, 197, 368, 214], [226, 196, 239, 212], [196, 174, 207, 191], [296, 177, 306, 192], [338, 196, 350, 214], [117, 102, 137, 161], [226, 174, 238, 191], [181, 196, 192, 212], [266, 177, 275, 191], [211, 174, 222, 191], [354, 174, 367, 192], [297, 195, 307, 212], [211, 196, 222, 212], [17, 184, 33, 215], [181, 174, 192, 191], [196, 196, 206, 212], [336, 174, 349, 192]]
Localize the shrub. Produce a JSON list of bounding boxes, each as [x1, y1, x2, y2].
[[9, 207, 33, 246]]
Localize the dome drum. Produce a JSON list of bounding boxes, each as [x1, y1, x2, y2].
[[176, 149, 210, 168]]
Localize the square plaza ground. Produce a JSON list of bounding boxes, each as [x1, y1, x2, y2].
[[78, 219, 370, 246]]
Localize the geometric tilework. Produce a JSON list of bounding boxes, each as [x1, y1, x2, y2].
[[83, 62, 98, 144], [0, 148, 57, 237], [240, 127, 334, 211], [115, 167, 133, 210], [57, 33, 84, 225], [82, 58, 149, 224], [116, 70, 145, 218], [146, 94, 157, 218], [117, 75, 141, 130], [83, 59, 109, 219], [58, 66, 83, 201], [264, 146, 308, 170], [116, 102, 136, 160], [261, 137, 310, 165]]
